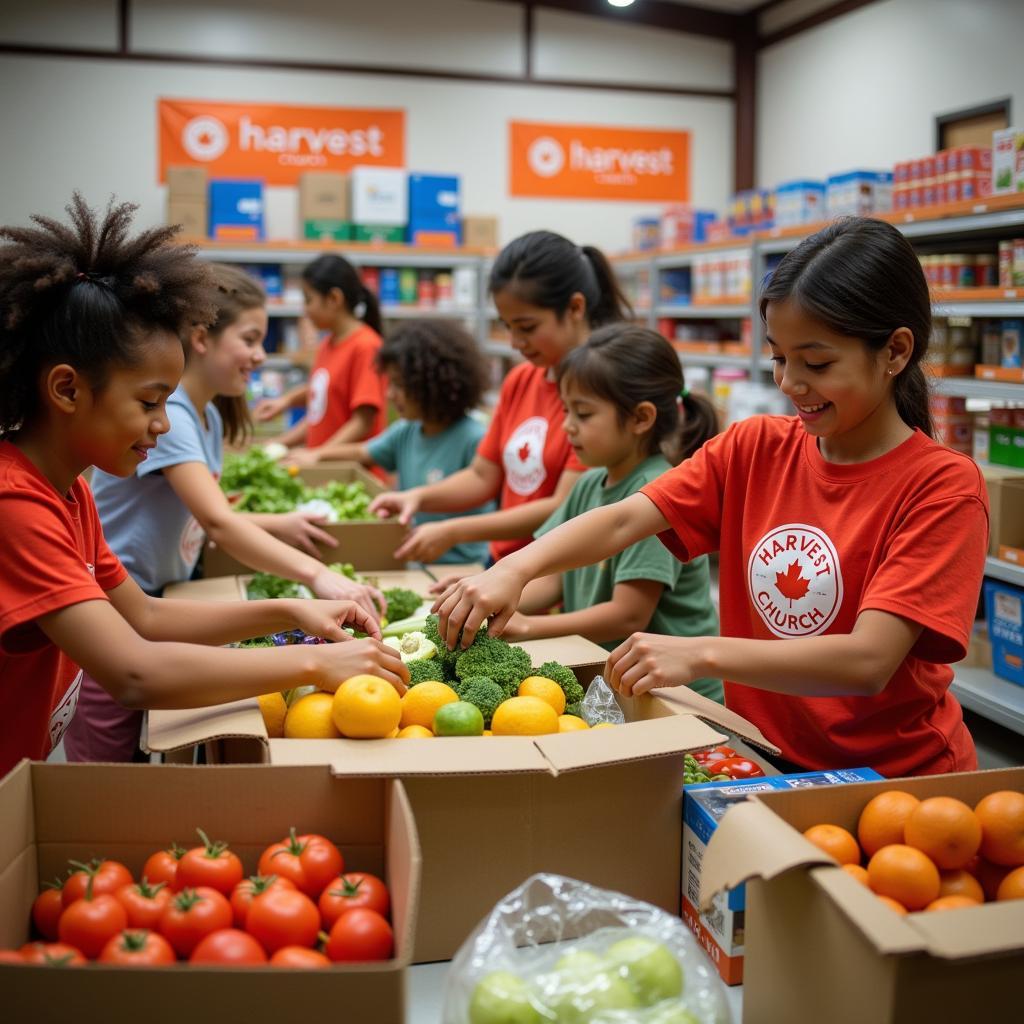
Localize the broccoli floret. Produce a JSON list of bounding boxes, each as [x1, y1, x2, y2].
[[455, 636, 532, 693], [423, 614, 460, 676], [454, 676, 505, 726], [382, 587, 422, 624], [534, 660, 584, 706], [407, 659, 446, 686], [564, 701, 583, 719]]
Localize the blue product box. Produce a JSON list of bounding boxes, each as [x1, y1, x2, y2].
[[985, 578, 1024, 685], [693, 210, 717, 243], [239, 263, 283, 298], [378, 268, 400, 305], [208, 180, 265, 241], [658, 268, 691, 306], [408, 174, 460, 216]]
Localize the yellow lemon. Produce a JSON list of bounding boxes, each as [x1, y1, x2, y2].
[[399, 680, 459, 730], [491, 696, 559, 736], [592, 722, 617, 729], [482, 729, 493, 736], [284, 692, 341, 739], [332, 675, 402, 738], [557, 715, 590, 733], [397, 724, 434, 739], [257, 692, 288, 738], [518, 676, 566, 715]]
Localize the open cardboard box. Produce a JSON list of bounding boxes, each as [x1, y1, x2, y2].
[[0, 761, 420, 1024], [205, 461, 407, 576], [146, 635, 780, 962], [700, 767, 1024, 1024]]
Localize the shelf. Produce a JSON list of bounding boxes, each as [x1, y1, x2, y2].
[[265, 303, 479, 320], [986, 556, 1024, 588], [674, 352, 771, 370], [929, 377, 1024, 401], [195, 241, 486, 268], [655, 243, 752, 267], [932, 290, 1024, 317], [655, 304, 750, 319], [951, 667, 1024, 737]]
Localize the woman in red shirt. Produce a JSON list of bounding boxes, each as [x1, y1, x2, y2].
[[434, 219, 988, 777], [370, 231, 632, 565]]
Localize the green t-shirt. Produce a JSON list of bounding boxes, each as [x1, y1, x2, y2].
[[536, 455, 723, 702]]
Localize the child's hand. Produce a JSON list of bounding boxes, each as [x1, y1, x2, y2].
[[368, 488, 421, 526], [253, 396, 288, 422], [312, 638, 410, 695], [285, 447, 320, 469], [269, 510, 338, 556], [427, 572, 474, 596], [309, 570, 385, 623], [394, 521, 454, 564], [604, 633, 704, 697], [432, 565, 527, 650], [496, 611, 532, 641], [286, 597, 382, 642]]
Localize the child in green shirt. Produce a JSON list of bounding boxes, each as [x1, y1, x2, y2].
[[499, 324, 724, 702]]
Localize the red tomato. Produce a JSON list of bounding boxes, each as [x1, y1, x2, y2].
[[230, 874, 296, 928], [0, 949, 26, 964], [325, 908, 393, 962], [158, 886, 233, 958], [142, 845, 187, 890], [245, 888, 320, 955], [176, 830, 244, 896], [270, 945, 331, 969], [691, 745, 737, 765], [62, 860, 134, 907], [115, 879, 172, 930], [712, 756, 765, 780], [319, 873, 390, 929], [32, 883, 65, 941], [19, 941, 86, 966], [58, 892, 128, 959], [190, 928, 268, 966], [257, 830, 344, 899], [98, 929, 176, 966]]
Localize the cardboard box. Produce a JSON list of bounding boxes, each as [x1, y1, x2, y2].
[[980, 465, 1024, 556], [208, 179, 265, 241], [985, 578, 1024, 685], [991, 128, 1022, 194], [353, 224, 406, 244], [682, 768, 883, 985], [298, 171, 349, 221], [351, 167, 407, 226], [165, 197, 207, 240], [303, 218, 353, 241], [145, 635, 780, 963], [959, 625, 992, 670], [0, 761, 420, 1024], [701, 768, 1024, 1024], [166, 164, 208, 200], [462, 215, 498, 249]]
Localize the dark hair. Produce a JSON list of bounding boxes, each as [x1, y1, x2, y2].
[[0, 193, 213, 438], [200, 264, 266, 447], [557, 323, 718, 463], [302, 253, 382, 334], [489, 230, 633, 327], [759, 217, 932, 436], [376, 319, 486, 427]]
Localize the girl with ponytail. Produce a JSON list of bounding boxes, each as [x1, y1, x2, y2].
[[436, 217, 988, 778], [255, 254, 387, 464]]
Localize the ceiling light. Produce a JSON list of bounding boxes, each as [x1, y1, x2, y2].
[[608, 0, 636, 7]]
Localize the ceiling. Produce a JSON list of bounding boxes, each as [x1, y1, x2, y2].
[[658, 0, 763, 10]]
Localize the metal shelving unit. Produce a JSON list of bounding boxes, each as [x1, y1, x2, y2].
[[952, 667, 1024, 738], [985, 556, 1024, 588], [931, 377, 1024, 401]]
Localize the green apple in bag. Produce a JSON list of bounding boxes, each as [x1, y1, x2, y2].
[[469, 971, 545, 1024], [604, 936, 683, 1006]]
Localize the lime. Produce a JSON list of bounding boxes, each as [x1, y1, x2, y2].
[[433, 700, 485, 737]]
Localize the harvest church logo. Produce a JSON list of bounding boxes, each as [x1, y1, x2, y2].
[[503, 417, 549, 496], [747, 524, 843, 638], [182, 115, 229, 161], [527, 137, 565, 178]]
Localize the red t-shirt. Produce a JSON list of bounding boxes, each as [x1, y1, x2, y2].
[[0, 443, 127, 777], [304, 324, 387, 449], [477, 363, 585, 560], [641, 416, 988, 778]]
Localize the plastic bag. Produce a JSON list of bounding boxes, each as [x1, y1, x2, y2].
[[580, 675, 626, 727], [442, 873, 731, 1024]]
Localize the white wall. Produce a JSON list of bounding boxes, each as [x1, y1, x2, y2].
[[757, 0, 1024, 188], [0, 0, 735, 253]]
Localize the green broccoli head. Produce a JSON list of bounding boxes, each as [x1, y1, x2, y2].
[[407, 659, 447, 686], [422, 614, 460, 674], [382, 587, 422, 624], [455, 635, 532, 692], [534, 661, 585, 706], [453, 676, 505, 726]]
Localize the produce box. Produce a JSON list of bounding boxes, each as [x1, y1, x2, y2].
[[145, 635, 780, 963], [980, 465, 1024, 557], [0, 761, 420, 1024], [700, 767, 1024, 1024], [985, 578, 1024, 685], [682, 768, 883, 985]]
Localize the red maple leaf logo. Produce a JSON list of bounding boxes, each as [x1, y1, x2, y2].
[[518, 442, 530, 462], [775, 560, 810, 606]]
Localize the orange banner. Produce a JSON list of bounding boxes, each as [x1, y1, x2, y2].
[[510, 120, 690, 202], [159, 99, 405, 185]]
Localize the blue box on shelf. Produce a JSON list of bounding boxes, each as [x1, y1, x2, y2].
[[208, 180, 265, 241], [985, 578, 1024, 685], [408, 173, 460, 216], [658, 268, 691, 306], [239, 263, 283, 298], [378, 268, 400, 305]]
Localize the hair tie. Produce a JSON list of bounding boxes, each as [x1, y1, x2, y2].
[[679, 386, 689, 399]]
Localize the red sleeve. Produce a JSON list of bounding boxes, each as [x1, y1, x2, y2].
[[477, 366, 520, 466], [860, 489, 988, 663], [347, 335, 386, 412], [80, 480, 129, 592]]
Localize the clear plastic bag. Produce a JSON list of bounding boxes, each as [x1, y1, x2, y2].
[[580, 675, 626, 727], [442, 873, 732, 1024]]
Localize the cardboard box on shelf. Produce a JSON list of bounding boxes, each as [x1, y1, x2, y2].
[[303, 219, 353, 241], [166, 164, 208, 200], [298, 171, 349, 221], [352, 166, 407, 226], [165, 197, 207, 240], [462, 215, 498, 249], [981, 464, 1024, 555], [985, 579, 1024, 685], [0, 761, 420, 1024], [701, 768, 1024, 1024], [958, 625, 992, 670], [145, 635, 781, 963]]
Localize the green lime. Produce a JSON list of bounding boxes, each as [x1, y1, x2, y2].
[[433, 700, 485, 737]]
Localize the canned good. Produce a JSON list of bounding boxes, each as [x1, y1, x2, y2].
[[999, 241, 1015, 287], [975, 255, 998, 288], [1014, 240, 1024, 288]]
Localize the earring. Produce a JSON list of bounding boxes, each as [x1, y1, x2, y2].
[[887, 370, 893, 376]]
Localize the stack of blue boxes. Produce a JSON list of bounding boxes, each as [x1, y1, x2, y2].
[[407, 174, 461, 246]]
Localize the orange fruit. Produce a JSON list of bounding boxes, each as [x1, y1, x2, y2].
[[975, 857, 1013, 900], [857, 790, 920, 858], [841, 863, 870, 886], [491, 696, 559, 736], [996, 865, 1024, 901], [399, 681, 459, 730], [518, 676, 566, 716], [867, 844, 941, 911], [924, 894, 981, 912], [284, 692, 342, 739], [875, 895, 908, 915], [397, 724, 434, 739], [257, 692, 288, 738], [557, 715, 590, 733], [803, 824, 861, 866], [937, 868, 984, 903], [331, 675, 402, 739], [974, 790, 1024, 867], [904, 796, 981, 870]]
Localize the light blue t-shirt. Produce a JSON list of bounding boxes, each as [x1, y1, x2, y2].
[[366, 415, 495, 565], [91, 388, 222, 594]]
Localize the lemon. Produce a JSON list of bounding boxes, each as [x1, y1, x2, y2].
[[592, 722, 617, 730], [433, 701, 485, 736], [557, 715, 590, 733], [518, 676, 566, 715], [257, 692, 288, 738], [491, 696, 559, 736], [397, 724, 434, 739], [400, 681, 459, 730], [284, 692, 341, 739]]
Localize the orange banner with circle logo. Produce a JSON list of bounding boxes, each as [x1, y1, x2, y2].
[[510, 120, 690, 202], [158, 99, 405, 185]]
